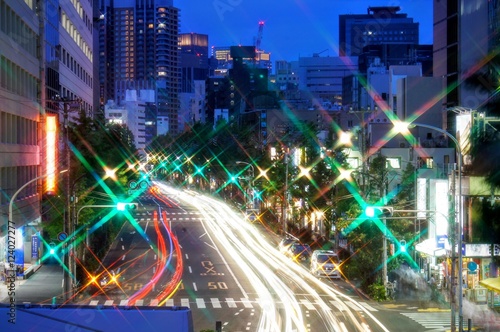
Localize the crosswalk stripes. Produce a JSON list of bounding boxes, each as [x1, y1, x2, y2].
[[241, 298, 253, 308], [300, 299, 316, 310], [330, 300, 347, 311], [226, 298, 237, 308], [181, 298, 190, 308], [211, 298, 222, 308], [401, 312, 461, 330], [195, 298, 205, 308], [85, 297, 378, 312]]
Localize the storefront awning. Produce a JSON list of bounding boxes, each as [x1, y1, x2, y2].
[[415, 238, 447, 257], [479, 277, 500, 293]]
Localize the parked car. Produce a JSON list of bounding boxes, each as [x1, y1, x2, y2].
[[310, 250, 342, 279], [285, 243, 312, 262]]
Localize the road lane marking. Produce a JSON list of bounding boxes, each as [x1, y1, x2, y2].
[[193, 282, 197, 291], [359, 301, 378, 311], [345, 301, 362, 311], [120, 300, 128, 306], [300, 299, 315, 311], [211, 298, 221, 308], [241, 298, 253, 308], [226, 298, 237, 308], [330, 300, 348, 311], [181, 298, 190, 307], [164, 299, 174, 306], [196, 298, 206, 308]]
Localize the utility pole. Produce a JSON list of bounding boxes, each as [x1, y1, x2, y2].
[[53, 95, 81, 302]]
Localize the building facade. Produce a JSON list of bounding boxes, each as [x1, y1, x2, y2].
[[339, 6, 419, 57], [96, 0, 180, 134], [0, 0, 94, 269]]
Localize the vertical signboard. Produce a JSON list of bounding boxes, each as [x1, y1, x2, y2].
[[45, 115, 58, 194], [31, 235, 39, 259], [416, 178, 427, 219], [434, 179, 449, 249], [15, 226, 24, 276]]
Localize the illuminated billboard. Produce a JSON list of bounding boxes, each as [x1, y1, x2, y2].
[[45, 115, 57, 194], [456, 113, 473, 164], [433, 179, 449, 249]]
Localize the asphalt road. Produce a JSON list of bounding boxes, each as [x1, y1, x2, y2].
[[3, 184, 494, 332]]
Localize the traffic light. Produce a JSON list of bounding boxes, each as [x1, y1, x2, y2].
[[116, 202, 138, 211], [48, 242, 56, 255], [365, 206, 394, 218], [400, 240, 407, 253]]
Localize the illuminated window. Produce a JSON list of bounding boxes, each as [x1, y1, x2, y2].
[[386, 157, 401, 169]]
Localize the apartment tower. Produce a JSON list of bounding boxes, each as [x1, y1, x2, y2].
[[96, 0, 180, 134]]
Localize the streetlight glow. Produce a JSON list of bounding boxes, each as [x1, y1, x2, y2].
[[394, 121, 463, 332]]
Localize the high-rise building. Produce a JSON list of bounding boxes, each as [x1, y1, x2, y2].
[[96, 0, 180, 134], [297, 55, 358, 106], [0, 0, 94, 268], [339, 6, 419, 57], [212, 46, 271, 70], [0, 1, 42, 249], [433, 1, 492, 114]]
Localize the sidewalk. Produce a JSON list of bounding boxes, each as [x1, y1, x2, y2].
[[0, 264, 64, 305]]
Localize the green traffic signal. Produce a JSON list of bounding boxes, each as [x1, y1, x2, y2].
[[48, 242, 56, 255], [116, 202, 138, 211], [400, 240, 407, 253], [365, 206, 394, 218]]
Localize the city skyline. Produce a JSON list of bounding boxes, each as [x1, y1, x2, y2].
[[177, 0, 433, 62]]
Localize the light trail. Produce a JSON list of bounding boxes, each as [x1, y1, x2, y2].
[[154, 181, 391, 332]]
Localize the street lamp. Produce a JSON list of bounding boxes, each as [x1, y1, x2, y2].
[[397, 121, 463, 332], [76, 203, 138, 267], [7, 170, 68, 297], [235, 161, 255, 210], [52, 95, 82, 302], [365, 205, 393, 284]]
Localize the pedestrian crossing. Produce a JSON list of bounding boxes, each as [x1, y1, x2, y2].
[[133, 211, 203, 222], [85, 297, 378, 312], [401, 312, 473, 331]]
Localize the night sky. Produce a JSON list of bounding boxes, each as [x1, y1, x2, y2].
[[177, 0, 433, 63]]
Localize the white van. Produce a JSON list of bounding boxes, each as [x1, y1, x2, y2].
[[310, 250, 342, 279]]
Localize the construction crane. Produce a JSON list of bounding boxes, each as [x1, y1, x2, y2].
[[313, 49, 329, 57], [255, 21, 264, 52]]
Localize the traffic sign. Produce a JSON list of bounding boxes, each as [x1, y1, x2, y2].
[[57, 232, 68, 242]]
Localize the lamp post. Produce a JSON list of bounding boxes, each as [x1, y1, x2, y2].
[[235, 161, 255, 210], [53, 95, 81, 302], [403, 122, 463, 332], [7, 170, 67, 298], [76, 204, 135, 264], [348, 105, 377, 194], [69, 172, 89, 298]]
